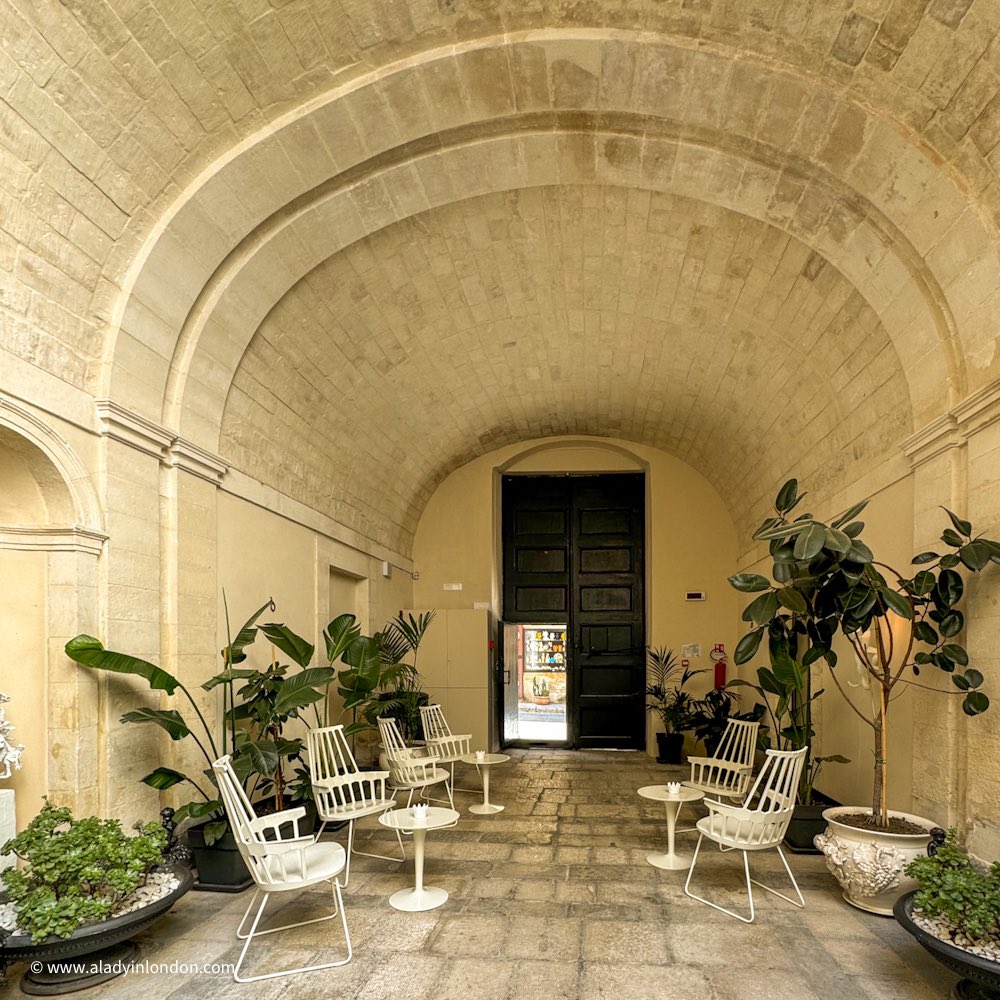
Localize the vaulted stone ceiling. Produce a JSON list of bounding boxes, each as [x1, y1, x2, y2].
[[6, 0, 1000, 553]]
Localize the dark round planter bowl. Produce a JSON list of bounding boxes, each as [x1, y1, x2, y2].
[[894, 890, 1000, 999], [1, 863, 194, 995]]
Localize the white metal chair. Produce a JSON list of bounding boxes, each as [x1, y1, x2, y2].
[[377, 716, 455, 811], [419, 703, 473, 793], [683, 746, 807, 923], [212, 755, 352, 982], [684, 718, 760, 801], [306, 724, 403, 885]]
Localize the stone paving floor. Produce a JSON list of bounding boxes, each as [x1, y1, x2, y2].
[[2, 750, 953, 998]]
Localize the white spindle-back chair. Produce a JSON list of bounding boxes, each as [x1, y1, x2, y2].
[[419, 703, 473, 793], [377, 716, 455, 810], [684, 718, 760, 800]]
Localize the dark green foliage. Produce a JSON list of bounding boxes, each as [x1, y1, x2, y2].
[[907, 829, 1000, 943], [730, 479, 999, 826], [644, 647, 705, 734], [1, 800, 166, 943]]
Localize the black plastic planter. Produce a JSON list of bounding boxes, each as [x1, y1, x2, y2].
[[655, 732, 685, 765], [185, 821, 251, 893], [784, 791, 841, 854]]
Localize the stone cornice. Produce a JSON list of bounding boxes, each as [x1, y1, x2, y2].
[[166, 438, 229, 484], [903, 378, 1000, 469], [953, 379, 1000, 437], [0, 525, 107, 556], [95, 400, 173, 459], [96, 402, 228, 482]]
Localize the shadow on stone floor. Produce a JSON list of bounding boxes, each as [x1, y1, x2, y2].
[[1, 750, 954, 999]]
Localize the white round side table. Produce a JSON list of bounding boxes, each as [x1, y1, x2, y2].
[[637, 785, 705, 870], [377, 805, 459, 911], [458, 753, 510, 814]]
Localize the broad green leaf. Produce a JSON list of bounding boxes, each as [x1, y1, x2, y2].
[[768, 630, 798, 685], [239, 739, 280, 776], [959, 540, 993, 572], [323, 614, 361, 663], [802, 645, 826, 667], [756, 667, 786, 696], [824, 649, 838, 668], [941, 644, 969, 667], [941, 528, 964, 548], [272, 667, 336, 714], [777, 587, 808, 614], [963, 691, 989, 716], [847, 540, 874, 564], [943, 507, 972, 539], [831, 500, 869, 529], [793, 523, 826, 561], [140, 767, 188, 789], [965, 668, 984, 688], [340, 635, 382, 687], [940, 553, 961, 569], [120, 707, 190, 740], [66, 635, 180, 694], [202, 667, 256, 691], [773, 561, 794, 583], [817, 754, 851, 764], [823, 527, 852, 554], [755, 522, 812, 541], [913, 621, 938, 644], [729, 573, 771, 593], [843, 521, 865, 538], [911, 571, 935, 595], [184, 799, 223, 819], [952, 672, 971, 690], [260, 622, 315, 667], [939, 609, 964, 638], [734, 628, 764, 664], [912, 552, 939, 564], [935, 569, 964, 608], [203, 820, 228, 846], [881, 589, 913, 619], [775, 478, 799, 513], [742, 591, 779, 625]]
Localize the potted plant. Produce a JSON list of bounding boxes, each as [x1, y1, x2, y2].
[[372, 611, 436, 741], [729, 660, 849, 853], [64, 599, 346, 891], [731, 478, 999, 913], [687, 686, 763, 757], [644, 647, 703, 764], [894, 828, 1000, 997], [532, 674, 550, 705], [0, 800, 192, 992]]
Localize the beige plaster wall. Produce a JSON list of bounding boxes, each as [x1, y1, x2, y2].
[[412, 436, 739, 752], [2, 550, 47, 827]]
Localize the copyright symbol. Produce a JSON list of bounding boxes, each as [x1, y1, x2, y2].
[[30, 962, 42, 974]]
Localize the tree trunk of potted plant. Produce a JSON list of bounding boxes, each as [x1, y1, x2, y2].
[[731, 478, 999, 913]]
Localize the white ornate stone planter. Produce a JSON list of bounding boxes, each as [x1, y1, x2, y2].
[[814, 806, 936, 915]]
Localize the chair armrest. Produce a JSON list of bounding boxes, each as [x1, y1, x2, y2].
[[313, 770, 391, 791], [393, 756, 438, 782], [250, 806, 306, 839]]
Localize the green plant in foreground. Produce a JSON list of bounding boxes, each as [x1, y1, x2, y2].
[[907, 828, 1000, 943], [731, 478, 998, 828], [1, 800, 166, 943]]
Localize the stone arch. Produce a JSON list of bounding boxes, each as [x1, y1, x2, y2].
[[104, 31, 999, 439], [0, 397, 104, 822]]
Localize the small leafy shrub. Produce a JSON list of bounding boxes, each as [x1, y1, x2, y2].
[[906, 828, 1000, 942], [1, 799, 166, 943]]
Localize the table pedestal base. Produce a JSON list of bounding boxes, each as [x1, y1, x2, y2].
[[469, 802, 504, 815], [647, 851, 691, 870], [388, 885, 448, 911]]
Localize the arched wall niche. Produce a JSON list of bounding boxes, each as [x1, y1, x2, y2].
[[0, 397, 105, 824]]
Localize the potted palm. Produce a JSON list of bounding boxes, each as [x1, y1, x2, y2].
[[644, 647, 703, 764], [731, 478, 999, 913]]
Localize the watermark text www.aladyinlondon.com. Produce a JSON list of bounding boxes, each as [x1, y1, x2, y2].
[[30, 959, 234, 977]]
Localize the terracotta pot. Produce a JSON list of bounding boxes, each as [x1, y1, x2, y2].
[[814, 806, 936, 915]]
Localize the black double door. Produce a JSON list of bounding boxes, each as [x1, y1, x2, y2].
[[501, 473, 646, 749]]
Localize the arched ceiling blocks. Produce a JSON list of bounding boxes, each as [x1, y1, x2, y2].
[[97, 30, 1000, 553]]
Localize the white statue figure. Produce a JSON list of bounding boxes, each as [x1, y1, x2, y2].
[[0, 692, 25, 780]]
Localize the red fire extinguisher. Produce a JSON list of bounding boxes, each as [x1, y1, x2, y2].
[[711, 643, 727, 689]]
